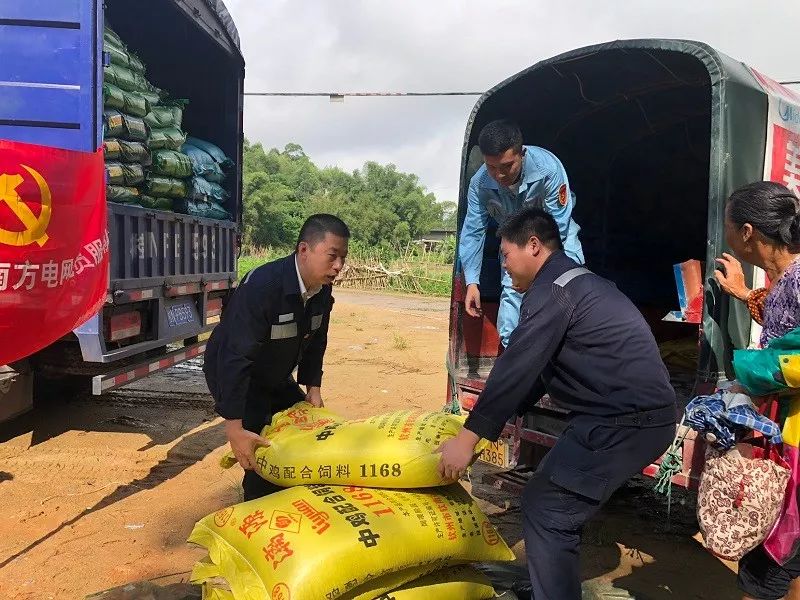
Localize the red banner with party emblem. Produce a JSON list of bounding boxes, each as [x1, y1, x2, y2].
[[0, 140, 108, 364]]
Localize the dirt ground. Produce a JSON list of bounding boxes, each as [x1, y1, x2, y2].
[[0, 289, 740, 599]]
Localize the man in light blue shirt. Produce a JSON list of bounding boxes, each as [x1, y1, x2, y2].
[[459, 120, 584, 346]]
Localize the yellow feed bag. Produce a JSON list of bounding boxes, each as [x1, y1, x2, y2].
[[196, 564, 498, 600], [188, 484, 514, 600], [198, 563, 452, 600], [221, 403, 488, 488], [202, 585, 233, 600], [374, 564, 496, 599]]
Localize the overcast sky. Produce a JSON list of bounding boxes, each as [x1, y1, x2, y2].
[[225, 0, 796, 203]]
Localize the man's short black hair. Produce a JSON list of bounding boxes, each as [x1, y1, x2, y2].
[[497, 206, 563, 250], [478, 119, 523, 156], [296, 214, 350, 249]]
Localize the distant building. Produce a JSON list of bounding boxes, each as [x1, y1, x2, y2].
[[415, 228, 456, 251]]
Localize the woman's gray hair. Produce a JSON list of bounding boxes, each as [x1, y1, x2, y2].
[[728, 181, 800, 247]]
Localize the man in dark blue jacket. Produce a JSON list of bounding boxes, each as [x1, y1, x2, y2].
[[204, 214, 349, 500], [438, 206, 676, 599]]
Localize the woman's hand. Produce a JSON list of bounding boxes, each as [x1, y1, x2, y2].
[[714, 253, 751, 301]]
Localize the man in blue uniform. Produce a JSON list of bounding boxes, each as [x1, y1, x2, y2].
[[439, 207, 675, 599], [460, 119, 584, 346], [204, 214, 349, 500]]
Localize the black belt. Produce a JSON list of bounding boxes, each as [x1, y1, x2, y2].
[[610, 404, 677, 428]]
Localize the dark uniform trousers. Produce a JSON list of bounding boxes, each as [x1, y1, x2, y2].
[[522, 405, 675, 600], [241, 377, 306, 501]]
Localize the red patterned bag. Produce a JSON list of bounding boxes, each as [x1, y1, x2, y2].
[[697, 442, 790, 561]]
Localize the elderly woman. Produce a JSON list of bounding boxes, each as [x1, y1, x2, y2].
[[715, 181, 800, 600]]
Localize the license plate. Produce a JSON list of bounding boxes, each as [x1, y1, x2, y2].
[[479, 439, 512, 469], [167, 302, 195, 327]]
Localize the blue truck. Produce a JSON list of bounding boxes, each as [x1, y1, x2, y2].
[[0, 0, 244, 421]]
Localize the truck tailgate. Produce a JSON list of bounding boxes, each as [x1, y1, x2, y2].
[[108, 202, 236, 290]]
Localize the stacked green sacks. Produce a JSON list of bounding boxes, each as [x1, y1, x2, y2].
[[141, 100, 190, 210], [177, 137, 233, 220], [103, 24, 191, 212], [103, 25, 155, 208], [103, 25, 233, 220]]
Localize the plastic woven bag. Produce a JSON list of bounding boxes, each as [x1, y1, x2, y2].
[[145, 175, 188, 199], [148, 127, 187, 151], [103, 83, 150, 118], [151, 150, 192, 178], [377, 565, 496, 600], [181, 144, 225, 183], [189, 176, 229, 204], [103, 40, 145, 73], [104, 26, 125, 50], [195, 563, 495, 600], [186, 136, 234, 170], [139, 195, 174, 211], [188, 484, 514, 600], [103, 110, 149, 142], [192, 559, 446, 600], [106, 185, 141, 204], [103, 63, 159, 95], [103, 140, 151, 165], [136, 88, 161, 107], [143, 102, 185, 129], [173, 198, 230, 221], [105, 162, 145, 186], [220, 402, 490, 488]]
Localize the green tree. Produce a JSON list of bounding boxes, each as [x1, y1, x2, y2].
[[439, 200, 458, 230], [241, 140, 444, 250]]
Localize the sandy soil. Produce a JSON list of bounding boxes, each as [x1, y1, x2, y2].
[[0, 289, 739, 599]]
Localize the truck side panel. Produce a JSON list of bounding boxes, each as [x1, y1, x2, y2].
[[0, 0, 101, 152]]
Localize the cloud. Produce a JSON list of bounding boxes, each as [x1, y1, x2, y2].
[[226, 0, 797, 202]]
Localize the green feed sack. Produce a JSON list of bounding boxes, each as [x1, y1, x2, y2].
[[139, 196, 174, 211], [106, 185, 141, 204], [105, 162, 145, 186], [136, 88, 162, 106], [144, 174, 189, 199], [151, 150, 193, 178], [103, 110, 149, 142], [148, 127, 187, 151], [104, 41, 145, 73], [103, 26, 125, 50], [143, 103, 185, 129], [104, 63, 160, 95], [103, 83, 150, 118], [103, 140, 151, 165]]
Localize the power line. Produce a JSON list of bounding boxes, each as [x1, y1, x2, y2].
[[244, 81, 800, 98], [243, 91, 484, 99]]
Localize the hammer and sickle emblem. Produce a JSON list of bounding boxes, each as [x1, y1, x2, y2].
[[0, 164, 52, 247]]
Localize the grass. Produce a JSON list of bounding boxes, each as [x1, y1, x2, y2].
[[392, 333, 408, 350], [238, 242, 454, 297], [238, 247, 288, 279]]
